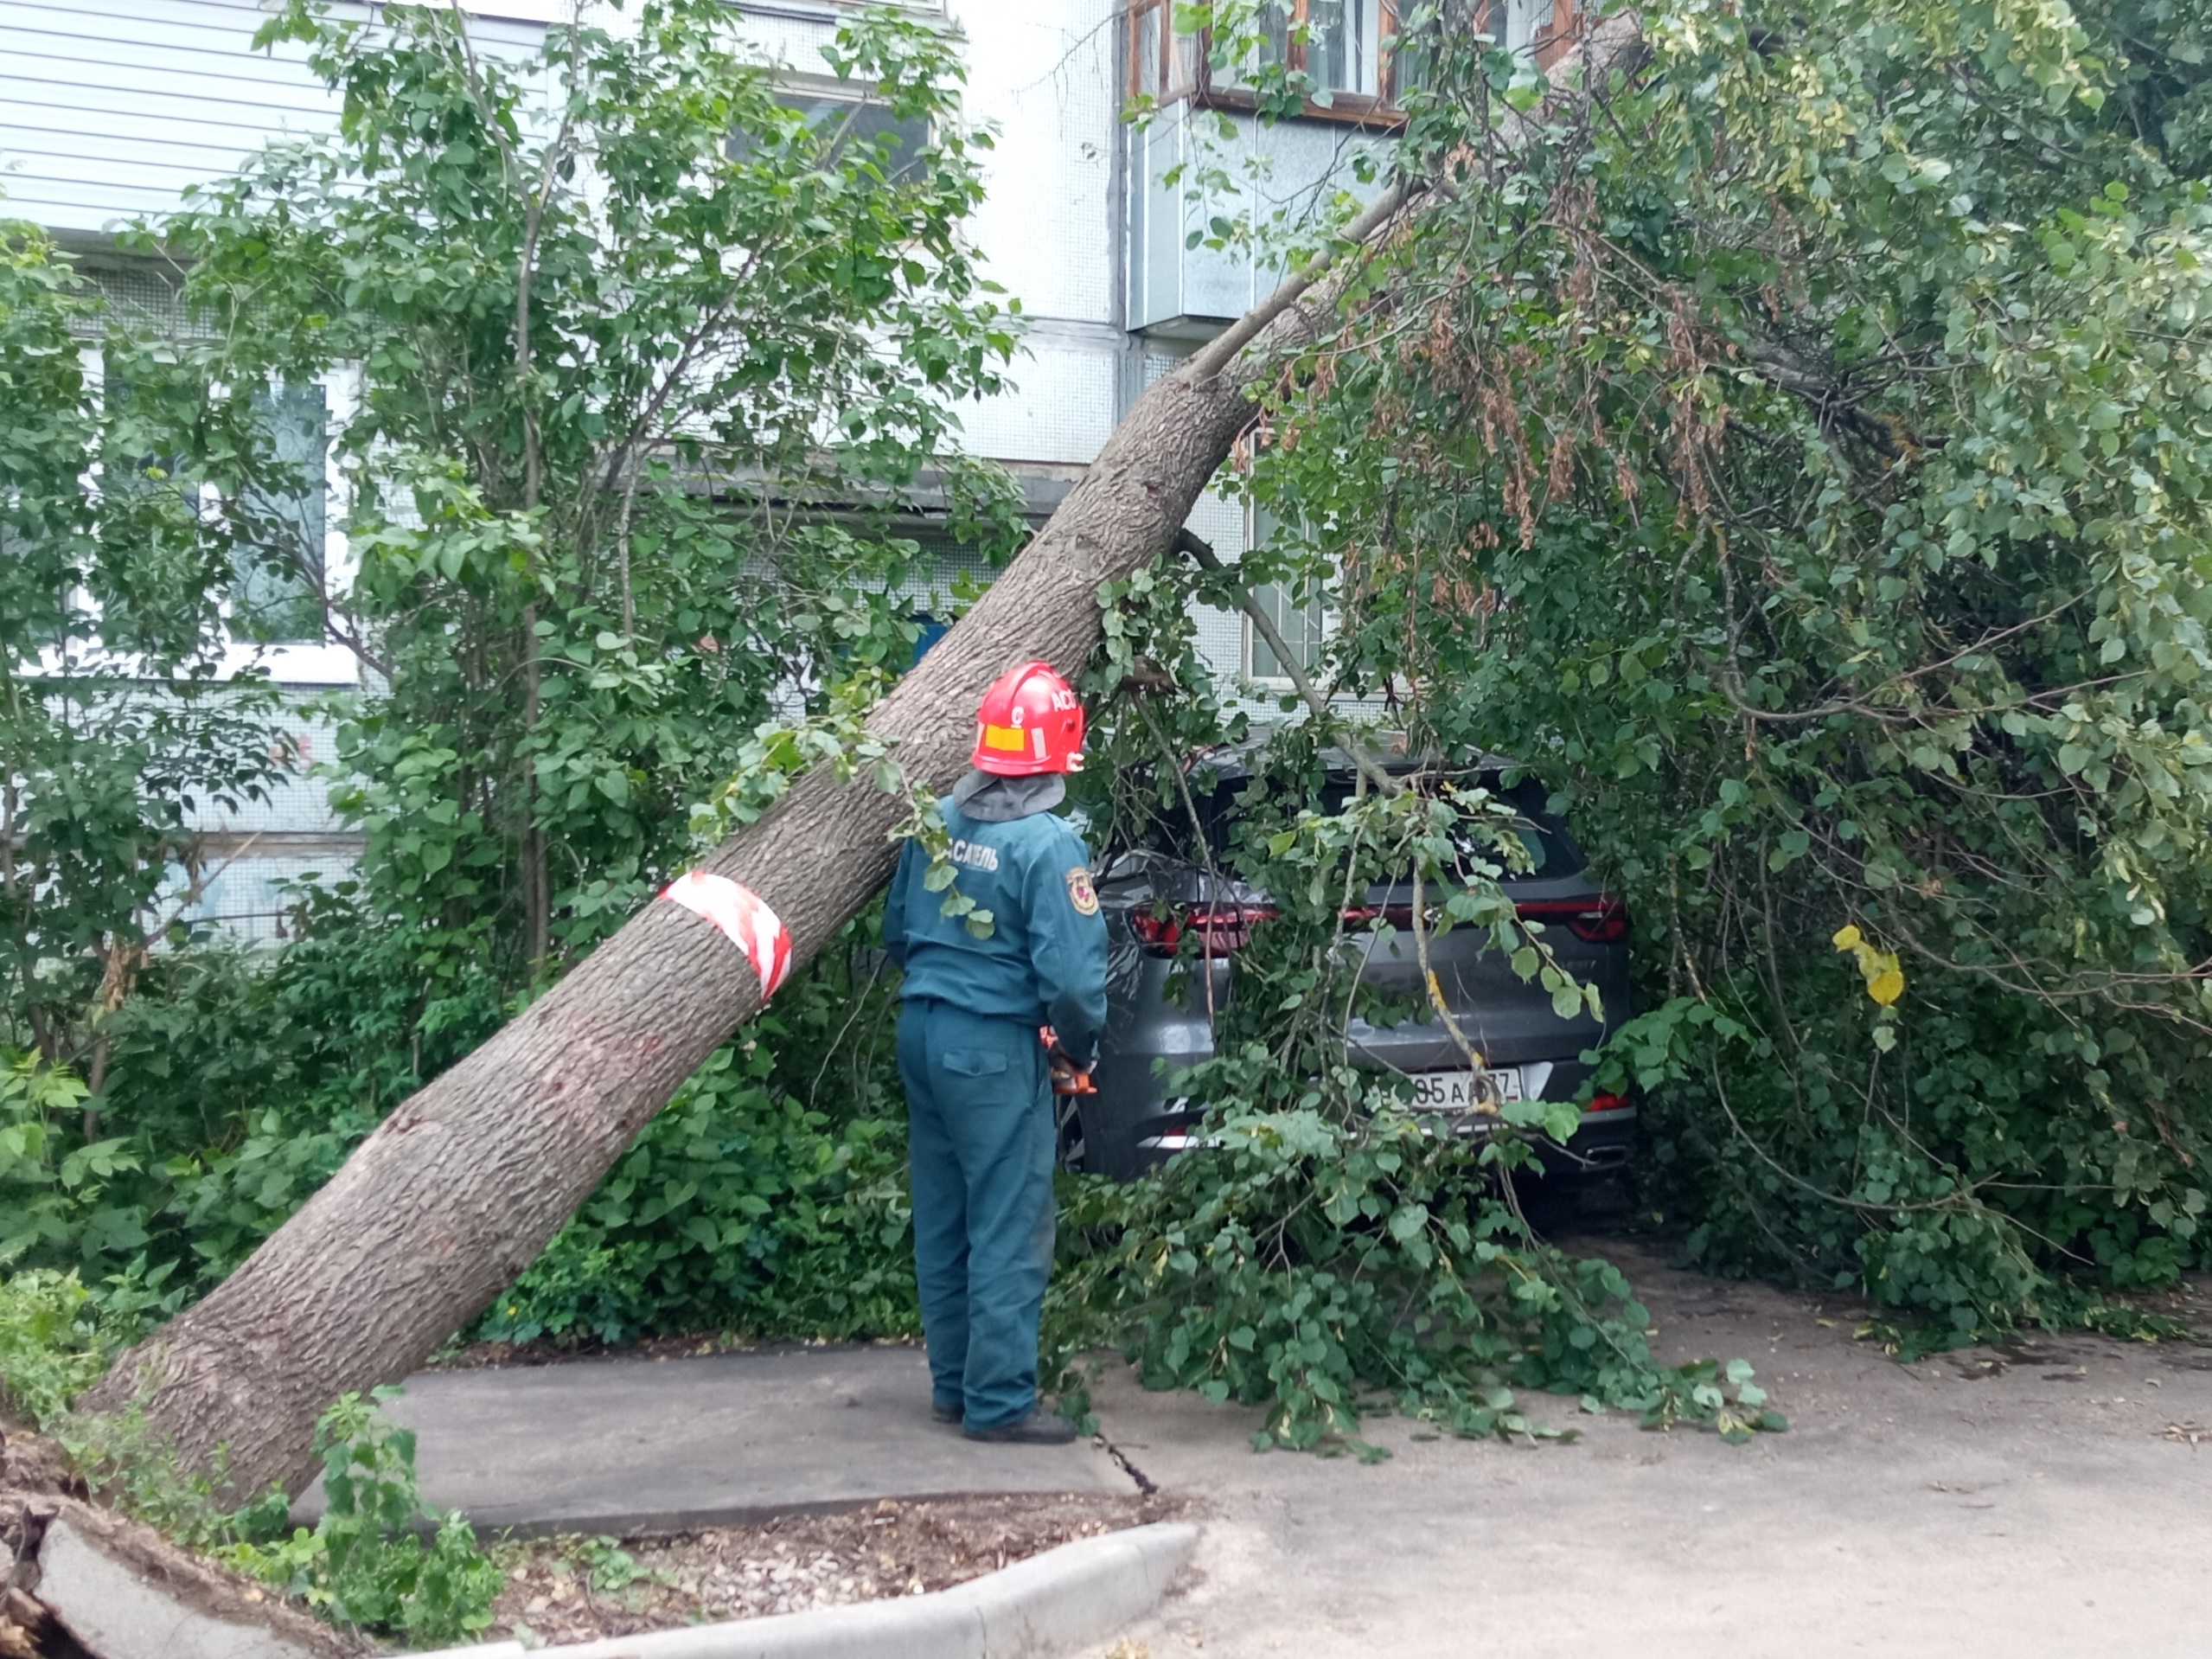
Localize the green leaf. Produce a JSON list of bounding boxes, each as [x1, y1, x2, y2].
[[1387, 1202, 1429, 1242]]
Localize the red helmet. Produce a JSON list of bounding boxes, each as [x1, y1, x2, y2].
[[971, 660, 1085, 776]]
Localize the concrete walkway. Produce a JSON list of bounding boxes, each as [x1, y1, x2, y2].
[[301, 1343, 1133, 1536]]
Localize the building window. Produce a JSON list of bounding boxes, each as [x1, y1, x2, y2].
[[1129, 0, 1414, 121], [231, 382, 329, 647], [1246, 580, 1327, 681], [1256, 0, 1384, 99], [103, 365, 330, 649], [79, 265, 331, 651], [1242, 504, 1327, 682], [1128, 0, 1576, 119], [732, 84, 930, 186]]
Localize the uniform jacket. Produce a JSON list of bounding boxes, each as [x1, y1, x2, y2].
[[884, 775, 1109, 1066]]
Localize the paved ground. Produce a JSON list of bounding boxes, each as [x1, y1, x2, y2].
[[297, 1343, 1133, 1536], [1079, 1236, 2212, 1658], [300, 1245, 2212, 1652]]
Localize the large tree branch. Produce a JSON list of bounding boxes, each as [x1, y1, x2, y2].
[[82, 16, 1651, 1502], [1742, 336, 1940, 460]]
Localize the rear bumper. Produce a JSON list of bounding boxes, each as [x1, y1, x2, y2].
[[1084, 1042, 1635, 1182], [1136, 1102, 1638, 1172]]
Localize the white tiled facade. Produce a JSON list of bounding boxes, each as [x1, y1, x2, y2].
[[0, 0, 1400, 938]]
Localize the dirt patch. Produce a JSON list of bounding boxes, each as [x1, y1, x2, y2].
[[0, 1422, 80, 1504], [485, 1491, 1181, 1647], [0, 1415, 368, 1659]]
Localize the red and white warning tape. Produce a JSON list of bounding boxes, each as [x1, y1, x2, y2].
[[661, 870, 793, 1001]]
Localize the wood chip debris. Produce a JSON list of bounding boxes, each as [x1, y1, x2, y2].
[[487, 1493, 1172, 1648]]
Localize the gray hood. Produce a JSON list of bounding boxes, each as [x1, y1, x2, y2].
[[949, 769, 1066, 823]]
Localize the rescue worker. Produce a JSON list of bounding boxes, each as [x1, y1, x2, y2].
[[883, 660, 1107, 1444]]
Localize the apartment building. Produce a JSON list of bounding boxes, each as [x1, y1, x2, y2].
[[0, 0, 1559, 933]]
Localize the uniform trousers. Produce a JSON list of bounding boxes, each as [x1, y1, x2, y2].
[[896, 997, 1058, 1431]]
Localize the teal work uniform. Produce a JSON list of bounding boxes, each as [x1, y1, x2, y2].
[[883, 773, 1108, 1430]]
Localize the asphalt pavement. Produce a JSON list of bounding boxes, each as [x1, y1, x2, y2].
[[300, 1246, 2212, 1655], [1077, 1236, 2212, 1658], [297, 1342, 1134, 1536]]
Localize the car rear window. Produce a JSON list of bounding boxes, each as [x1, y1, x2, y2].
[[1314, 776, 1583, 880], [1137, 765, 1582, 879]]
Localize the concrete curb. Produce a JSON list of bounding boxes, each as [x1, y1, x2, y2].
[[412, 1520, 1196, 1659], [35, 1515, 328, 1659]]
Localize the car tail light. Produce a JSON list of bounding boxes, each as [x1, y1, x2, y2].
[[1516, 894, 1628, 944], [1131, 904, 1279, 958], [1586, 1092, 1630, 1112]]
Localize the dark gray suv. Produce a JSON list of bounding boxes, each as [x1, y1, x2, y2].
[[1065, 749, 1635, 1184]]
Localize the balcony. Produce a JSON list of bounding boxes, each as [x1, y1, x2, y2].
[[1126, 99, 1396, 338], [1122, 0, 1576, 338]]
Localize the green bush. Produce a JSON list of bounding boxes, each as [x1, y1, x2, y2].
[[476, 943, 918, 1347], [0, 1049, 140, 1271], [220, 1388, 502, 1647], [0, 907, 508, 1299], [0, 1268, 116, 1429], [1612, 976, 2210, 1344], [0, 884, 917, 1358]]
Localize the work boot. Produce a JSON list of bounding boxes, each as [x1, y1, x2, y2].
[[963, 1407, 1080, 1445], [932, 1399, 962, 1425]]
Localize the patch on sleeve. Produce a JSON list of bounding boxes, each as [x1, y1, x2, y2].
[[1064, 865, 1100, 917]]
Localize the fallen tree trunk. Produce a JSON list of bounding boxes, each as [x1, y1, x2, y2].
[[82, 12, 1646, 1497], [79, 180, 1416, 1499]]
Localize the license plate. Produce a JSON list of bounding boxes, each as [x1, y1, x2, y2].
[[1408, 1066, 1524, 1115]]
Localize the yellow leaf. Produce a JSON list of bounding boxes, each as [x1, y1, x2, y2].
[[1868, 967, 1904, 1007], [1832, 924, 1863, 951]]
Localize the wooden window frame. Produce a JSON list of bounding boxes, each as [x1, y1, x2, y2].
[[1127, 0, 1416, 131], [1127, 0, 1584, 126]]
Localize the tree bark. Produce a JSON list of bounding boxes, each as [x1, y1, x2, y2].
[[80, 16, 1644, 1498]]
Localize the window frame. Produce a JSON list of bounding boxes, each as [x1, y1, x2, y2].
[[1238, 502, 1332, 687], [1128, 0, 1582, 126], [1128, 0, 1417, 130], [731, 74, 936, 189], [231, 364, 356, 685], [727, 0, 947, 16], [442, 0, 575, 23], [1242, 580, 1329, 684]]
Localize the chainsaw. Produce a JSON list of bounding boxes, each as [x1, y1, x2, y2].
[[1038, 1026, 1096, 1096]]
